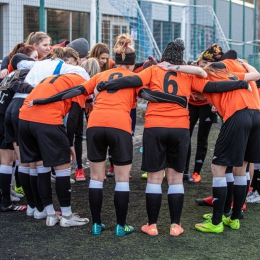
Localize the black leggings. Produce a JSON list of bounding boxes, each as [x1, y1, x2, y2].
[[74, 108, 87, 170], [186, 104, 217, 174]]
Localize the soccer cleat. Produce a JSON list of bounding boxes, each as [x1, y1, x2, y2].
[[75, 169, 86, 181], [142, 172, 147, 179], [46, 213, 61, 226], [11, 188, 24, 198], [10, 195, 20, 202], [195, 195, 213, 206], [26, 205, 35, 216], [106, 166, 115, 177], [222, 216, 240, 230], [246, 191, 260, 203], [34, 208, 47, 219], [59, 213, 89, 227], [92, 223, 106, 235], [246, 189, 254, 199], [195, 218, 224, 233], [183, 171, 190, 180], [142, 171, 165, 179], [115, 224, 134, 236], [0, 203, 27, 212], [170, 223, 184, 236], [188, 172, 201, 184], [14, 186, 25, 196], [51, 174, 56, 183], [141, 223, 158, 236]]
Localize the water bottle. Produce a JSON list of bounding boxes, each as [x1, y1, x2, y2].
[[139, 147, 143, 153]]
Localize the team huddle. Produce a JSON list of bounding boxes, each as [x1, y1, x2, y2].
[[0, 31, 260, 237]]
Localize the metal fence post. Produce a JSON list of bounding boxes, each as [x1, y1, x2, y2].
[[39, 0, 45, 32], [229, 0, 232, 49]]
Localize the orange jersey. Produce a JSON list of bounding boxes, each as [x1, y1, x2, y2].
[[82, 67, 144, 134], [19, 74, 88, 125], [136, 66, 209, 129], [109, 59, 115, 69], [222, 59, 260, 100], [204, 71, 260, 122]]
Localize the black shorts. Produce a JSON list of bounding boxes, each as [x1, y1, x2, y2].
[[189, 103, 218, 124], [0, 116, 13, 150], [213, 109, 260, 166], [5, 98, 25, 145], [19, 119, 70, 167], [87, 127, 133, 165], [141, 127, 190, 173]]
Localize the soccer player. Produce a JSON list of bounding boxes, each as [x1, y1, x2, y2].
[[194, 60, 260, 233]]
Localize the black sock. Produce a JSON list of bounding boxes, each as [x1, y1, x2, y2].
[[0, 166, 12, 206], [29, 169, 44, 212], [146, 183, 162, 225], [256, 171, 260, 194], [212, 177, 227, 225], [114, 191, 129, 226], [168, 184, 184, 224], [37, 168, 52, 207], [55, 169, 71, 207], [18, 167, 35, 208], [89, 180, 103, 224], [251, 170, 258, 191], [224, 172, 234, 214], [232, 176, 247, 219], [146, 193, 162, 225], [14, 165, 21, 188], [243, 171, 251, 204]]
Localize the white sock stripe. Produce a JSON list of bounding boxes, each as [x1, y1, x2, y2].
[[36, 166, 51, 174], [55, 168, 71, 177], [0, 165, 12, 174], [15, 160, 19, 166], [246, 171, 250, 180], [30, 169, 38, 176], [254, 164, 260, 170], [146, 183, 162, 194], [89, 180, 103, 189], [115, 182, 130, 192], [226, 173, 234, 183], [18, 166, 30, 174], [168, 184, 184, 194], [234, 176, 247, 186], [212, 177, 227, 187]]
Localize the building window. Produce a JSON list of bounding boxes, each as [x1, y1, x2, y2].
[[153, 20, 181, 52], [23, 6, 90, 45], [102, 15, 130, 56], [24, 6, 39, 41]]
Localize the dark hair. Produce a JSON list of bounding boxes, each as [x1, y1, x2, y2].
[[9, 42, 26, 60]]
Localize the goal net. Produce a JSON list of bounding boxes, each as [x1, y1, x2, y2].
[[99, 0, 230, 63]]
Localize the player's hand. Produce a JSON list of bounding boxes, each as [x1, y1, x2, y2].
[[157, 61, 172, 70], [211, 106, 218, 113], [94, 87, 100, 97], [27, 101, 34, 107], [70, 146, 76, 162], [0, 69, 9, 79]]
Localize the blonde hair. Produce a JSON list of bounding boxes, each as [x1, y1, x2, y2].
[[113, 34, 135, 62], [50, 47, 79, 64], [25, 31, 51, 46], [81, 58, 100, 77], [203, 63, 236, 79], [88, 42, 110, 72]]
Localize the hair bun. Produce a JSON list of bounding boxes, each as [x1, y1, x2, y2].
[[174, 38, 185, 51]]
